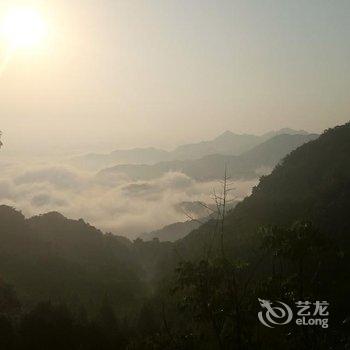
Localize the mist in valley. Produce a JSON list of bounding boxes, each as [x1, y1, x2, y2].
[[0, 0, 350, 349], [0, 136, 259, 239]]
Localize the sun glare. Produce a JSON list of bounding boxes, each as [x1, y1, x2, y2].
[[1, 7, 47, 50]]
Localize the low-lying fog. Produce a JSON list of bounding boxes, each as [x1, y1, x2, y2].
[[0, 159, 257, 238]]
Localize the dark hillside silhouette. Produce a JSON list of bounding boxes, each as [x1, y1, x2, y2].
[[179, 123, 350, 261], [0, 206, 145, 311]]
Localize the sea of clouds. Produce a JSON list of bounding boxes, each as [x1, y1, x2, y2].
[[0, 159, 257, 238]]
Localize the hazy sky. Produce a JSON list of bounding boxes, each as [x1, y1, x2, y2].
[[1, 0, 349, 156]]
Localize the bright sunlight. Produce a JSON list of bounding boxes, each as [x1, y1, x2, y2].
[[1, 7, 47, 50]]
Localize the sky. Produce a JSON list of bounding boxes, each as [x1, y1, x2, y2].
[[0, 0, 350, 156]]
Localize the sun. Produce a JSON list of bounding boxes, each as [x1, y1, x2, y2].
[[1, 7, 47, 50]]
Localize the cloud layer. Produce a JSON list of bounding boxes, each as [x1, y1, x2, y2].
[[0, 160, 257, 238]]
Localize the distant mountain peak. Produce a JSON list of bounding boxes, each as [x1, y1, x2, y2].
[[216, 130, 236, 138], [262, 128, 310, 139], [32, 211, 67, 221], [71, 127, 314, 171], [214, 130, 252, 141], [278, 127, 308, 134]]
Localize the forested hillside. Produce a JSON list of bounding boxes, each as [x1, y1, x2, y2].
[[0, 123, 349, 349], [141, 122, 349, 349], [182, 123, 350, 246], [0, 206, 146, 311]]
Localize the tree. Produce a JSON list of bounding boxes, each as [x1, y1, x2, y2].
[[170, 170, 250, 350], [0, 279, 21, 314], [259, 221, 332, 300], [0, 280, 20, 350], [19, 302, 76, 350]]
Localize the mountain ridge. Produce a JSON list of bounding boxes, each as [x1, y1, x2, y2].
[[71, 128, 311, 170], [178, 122, 350, 254], [99, 133, 318, 181]]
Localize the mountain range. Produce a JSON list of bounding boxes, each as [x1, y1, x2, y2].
[[71, 128, 310, 171], [0, 122, 349, 349], [99, 133, 318, 181], [177, 122, 350, 261], [0, 123, 348, 306]]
